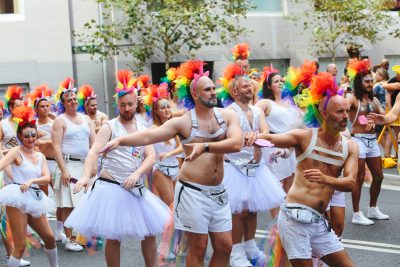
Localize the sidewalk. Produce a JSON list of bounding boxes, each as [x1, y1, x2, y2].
[[383, 166, 400, 187]]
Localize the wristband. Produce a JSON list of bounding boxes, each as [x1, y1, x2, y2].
[[204, 143, 210, 153]]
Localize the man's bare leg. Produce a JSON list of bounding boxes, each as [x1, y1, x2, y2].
[[330, 206, 345, 237], [141, 236, 156, 267], [185, 232, 208, 267], [321, 250, 355, 267], [289, 258, 313, 267], [62, 208, 73, 238], [365, 157, 384, 207], [232, 213, 247, 244], [351, 159, 366, 212], [209, 231, 232, 267], [105, 239, 120, 267], [243, 212, 256, 242]]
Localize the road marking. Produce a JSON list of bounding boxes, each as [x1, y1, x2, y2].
[[255, 230, 400, 254]]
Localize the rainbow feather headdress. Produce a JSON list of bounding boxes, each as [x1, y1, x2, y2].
[[232, 43, 250, 61], [77, 84, 96, 113], [217, 63, 245, 107], [174, 60, 206, 110], [12, 105, 36, 128], [114, 70, 137, 100], [347, 58, 371, 83], [54, 77, 76, 114], [296, 72, 344, 128], [281, 60, 317, 100], [29, 85, 53, 108], [142, 83, 169, 112], [161, 67, 178, 93], [5, 85, 24, 110]]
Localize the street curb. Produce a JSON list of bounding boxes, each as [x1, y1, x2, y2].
[[383, 173, 400, 187]]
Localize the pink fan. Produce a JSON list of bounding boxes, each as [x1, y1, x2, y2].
[[358, 115, 368, 125], [254, 139, 274, 147]]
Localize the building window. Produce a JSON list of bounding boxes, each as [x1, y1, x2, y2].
[[0, 0, 24, 21], [0, 0, 20, 14], [249, 59, 290, 77], [250, 0, 283, 14], [150, 61, 214, 84]]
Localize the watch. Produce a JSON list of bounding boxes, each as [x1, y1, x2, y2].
[[204, 143, 210, 153]]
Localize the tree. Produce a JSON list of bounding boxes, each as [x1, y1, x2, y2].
[[74, 0, 254, 71], [287, 0, 397, 62]]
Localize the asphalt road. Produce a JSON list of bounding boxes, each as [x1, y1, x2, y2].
[[1, 172, 399, 267]]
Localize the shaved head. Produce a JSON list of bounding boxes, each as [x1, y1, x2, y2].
[[319, 94, 349, 132]]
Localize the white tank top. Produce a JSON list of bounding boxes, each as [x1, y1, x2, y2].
[[37, 121, 53, 140], [154, 138, 179, 167], [265, 100, 300, 133], [12, 151, 43, 187], [60, 113, 90, 158], [135, 113, 153, 129], [225, 102, 260, 165], [101, 118, 146, 183], [2, 118, 17, 146]]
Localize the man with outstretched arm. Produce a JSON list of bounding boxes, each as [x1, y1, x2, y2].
[[256, 76, 358, 267], [102, 69, 248, 267]]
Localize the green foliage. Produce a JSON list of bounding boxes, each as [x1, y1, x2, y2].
[[287, 0, 397, 61], [75, 0, 253, 71]]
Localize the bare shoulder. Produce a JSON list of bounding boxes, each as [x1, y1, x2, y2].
[[346, 138, 359, 155], [219, 107, 236, 118], [255, 98, 269, 109], [53, 116, 66, 127], [98, 111, 109, 120]]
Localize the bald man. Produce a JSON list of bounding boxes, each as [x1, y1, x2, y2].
[[257, 95, 358, 267], [327, 64, 338, 77]]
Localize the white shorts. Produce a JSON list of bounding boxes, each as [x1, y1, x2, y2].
[[53, 161, 85, 208], [277, 206, 343, 260], [328, 191, 346, 209], [351, 134, 381, 159], [174, 180, 231, 234]]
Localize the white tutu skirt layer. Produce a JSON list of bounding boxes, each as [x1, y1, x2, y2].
[[223, 163, 286, 213], [65, 179, 170, 241], [262, 147, 296, 180], [0, 184, 56, 218]]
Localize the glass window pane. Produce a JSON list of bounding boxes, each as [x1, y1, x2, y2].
[[251, 0, 283, 13]]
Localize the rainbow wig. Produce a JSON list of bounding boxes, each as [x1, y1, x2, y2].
[[142, 83, 169, 113], [232, 43, 250, 61], [347, 59, 371, 83], [77, 84, 96, 113], [5, 85, 24, 111], [296, 72, 343, 128], [12, 105, 36, 129], [217, 63, 245, 107], [29, 84, 53, 108], [174, 60, 205, 110], [281, 60, 317, 100], [114, 70, 137, 100], [54, 77, 76, 115]]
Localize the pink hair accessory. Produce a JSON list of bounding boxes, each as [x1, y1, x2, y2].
[[191, 62, 209, 93]]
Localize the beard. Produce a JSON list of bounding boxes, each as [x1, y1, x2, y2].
[[120, 111, 135, 121], [199, 96, 218, 108]]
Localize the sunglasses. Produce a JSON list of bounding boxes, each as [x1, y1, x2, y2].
[[22, 132, 37, 139]]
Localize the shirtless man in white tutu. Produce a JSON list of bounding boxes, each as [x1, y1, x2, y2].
[[256, 73, 358, 267], [222, 73, 285, 266], [65, 70, 170, 267], [101, 64, 246, 267]]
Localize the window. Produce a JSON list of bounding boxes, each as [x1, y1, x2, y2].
[[249, 0, 284, 14], [0, 0, 24, 21], [150, 61, 214, 84], [249, 59, 290, 77]]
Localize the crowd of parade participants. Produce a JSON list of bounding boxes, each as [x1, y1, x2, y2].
[[0, 42, 399, 267]]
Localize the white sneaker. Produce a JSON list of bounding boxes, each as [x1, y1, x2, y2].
[[19, 259, 31, 267], [230, 244, 252, 267], [367, 206, 389, 220], [55, 231, 67, 243], [64, 238, 84, 252], [352, 211, 374, 225]]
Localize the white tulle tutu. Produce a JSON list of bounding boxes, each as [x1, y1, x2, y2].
[[262, 147, 296, 180], [0, 184, 56, 218], [65, 179, 170, 241], [223, 163, 286, 214]]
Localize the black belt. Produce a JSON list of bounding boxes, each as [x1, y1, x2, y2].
[[68, 157, 83, 162], [179, 180, 201, 191], [46, 157, 56, 161], [91, 177, 120, 191]]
